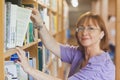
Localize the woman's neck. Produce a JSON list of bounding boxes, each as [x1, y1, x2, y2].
[[84, 47, 104, 61]]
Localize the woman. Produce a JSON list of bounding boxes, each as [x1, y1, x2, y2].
[[16, 9, 115, 80]]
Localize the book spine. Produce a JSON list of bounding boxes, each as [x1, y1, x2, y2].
[[6, 2, 11, 49]]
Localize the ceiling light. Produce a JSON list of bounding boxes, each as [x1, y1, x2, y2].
[[71, 0, 79, 7]]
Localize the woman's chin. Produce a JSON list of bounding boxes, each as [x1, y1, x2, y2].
[[81, 43, 91, 47]]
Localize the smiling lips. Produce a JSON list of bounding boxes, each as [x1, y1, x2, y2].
[[81, 37, 89, 41]]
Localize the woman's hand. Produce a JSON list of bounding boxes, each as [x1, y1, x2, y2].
[[30, 8, 43, 30], [16, 47, 32, 73]]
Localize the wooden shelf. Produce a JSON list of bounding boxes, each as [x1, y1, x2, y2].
[[4, 39, 41, 59]]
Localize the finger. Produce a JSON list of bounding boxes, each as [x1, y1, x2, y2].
[[32, 9, 39, 15], [16, 47, 25, 56], [31, 14, 35, 19], [16, 51, 22, 60], [16, 60, 22, 66], [17, 47, 24, 53], [26, 7, 33, 10], [32, 9, 37, 15]]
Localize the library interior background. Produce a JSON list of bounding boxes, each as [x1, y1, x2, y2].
[[1, 0, 120, 80]]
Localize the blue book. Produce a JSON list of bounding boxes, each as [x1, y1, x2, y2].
[[10, 53, 19, 61], [10, 52, 30, 61]]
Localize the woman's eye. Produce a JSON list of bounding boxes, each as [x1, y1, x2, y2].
[[80, 27, 84, 29], [88, 27, 94, 30], [79, 27, 84, 30]]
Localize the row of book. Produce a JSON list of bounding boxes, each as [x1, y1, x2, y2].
[[4, 2, 33, 51], [4, 2, 60, 51], [39, 42, 62, 77], [4, 52, 36, 80], [4, 41, 61, 80]]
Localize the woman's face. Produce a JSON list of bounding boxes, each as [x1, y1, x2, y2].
[[77, 19, 104, 47]]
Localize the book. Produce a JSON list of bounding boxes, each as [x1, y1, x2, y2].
[[10, 52, 30, 61], [51, 0, 57, 11], [16, 63, 28, 80], [29, 22, 34, 43], [28, 57, 37, 80], [38, 42, 43, 71], [16, 6, 32, 47], [5, 2, 17, 49], [4, 61, 18, 80], [38, 6, 50, 30], [28, 58, 34, 80], [25, 21, 34, 44]]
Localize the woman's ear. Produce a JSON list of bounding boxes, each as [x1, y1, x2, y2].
[[100, 31, 104, 39]]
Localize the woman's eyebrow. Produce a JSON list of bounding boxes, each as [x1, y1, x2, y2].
[[79, 24, 83, 26], [87, 24, 95, 26]]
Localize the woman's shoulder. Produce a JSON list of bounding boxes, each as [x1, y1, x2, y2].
[[89, 52, 112, 63], [88, 52, 115, 71], [79, 52, 115, 80]]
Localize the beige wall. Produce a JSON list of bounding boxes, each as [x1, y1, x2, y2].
[[108, 0, 116, 45], [108, 0, 116, 15]]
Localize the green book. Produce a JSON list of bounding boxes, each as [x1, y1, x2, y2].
[[29, 22, 34, 43], [38, 47, 43, 71], [38, 42, 43, 71]]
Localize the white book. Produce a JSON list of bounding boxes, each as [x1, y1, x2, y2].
[[6, 2, 17, 49], [29, 58, 34, 80], [16, 6, 32, 46], [10, 4, 17, 48], [4, 61, 18, 80], [51, 0, 57, 11], [16, 63, 28, 80]]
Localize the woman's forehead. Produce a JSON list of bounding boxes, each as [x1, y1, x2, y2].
[[80, 18, 98, 27]]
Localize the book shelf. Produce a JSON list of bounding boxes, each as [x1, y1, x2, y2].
[[0, 0, 4, 79], [0, 0, 69, 80]]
